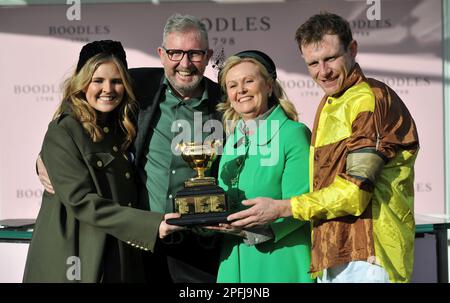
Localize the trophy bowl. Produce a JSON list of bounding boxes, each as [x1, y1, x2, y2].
[[167, 140, 229, 226], [178, 141, 220, 186]]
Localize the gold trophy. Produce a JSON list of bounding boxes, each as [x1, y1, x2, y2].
[[166, 141, 229, 226]]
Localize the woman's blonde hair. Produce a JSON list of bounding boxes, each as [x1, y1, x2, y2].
[[217, 56, 298, 134], [54, 54, 137, 151]]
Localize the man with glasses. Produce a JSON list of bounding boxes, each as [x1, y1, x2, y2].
[[37, 14, 222, 283], [129, 13, 222, 283]]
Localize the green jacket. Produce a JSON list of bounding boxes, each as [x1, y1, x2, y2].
[[23, 109, 163, 282], [217, 105, 314, 283]]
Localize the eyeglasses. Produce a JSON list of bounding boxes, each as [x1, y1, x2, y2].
[[162, 46, 208, 62]]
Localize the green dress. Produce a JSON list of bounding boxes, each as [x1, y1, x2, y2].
[[217, 105, 313, 283]]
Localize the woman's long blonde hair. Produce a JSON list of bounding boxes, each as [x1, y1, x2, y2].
[[217, 56, 298, 134], [54, 54, 138, 151]]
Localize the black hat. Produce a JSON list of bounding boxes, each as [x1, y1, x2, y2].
[[76, 40, 128, 73], [234, 50, 277, 80]]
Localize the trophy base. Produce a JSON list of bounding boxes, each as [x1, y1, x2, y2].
[[166, 211, 230, 227], [185, 177, 216, 187], [170, 184, 229, 227]]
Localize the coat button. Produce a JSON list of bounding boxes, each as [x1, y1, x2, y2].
[[113, 146, 118, 152], [103, 127, 110, 133], [127, 202, 132, 207], [169, 194, 173, 199], [327, 98, 332, 104], [125, 172, 131, 179], [172, 170, 176, 175], [97, 160, 103, 168]]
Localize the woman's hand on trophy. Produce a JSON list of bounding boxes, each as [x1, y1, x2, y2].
[[203, 223, 246, 238], [159, 213, 186, 239]]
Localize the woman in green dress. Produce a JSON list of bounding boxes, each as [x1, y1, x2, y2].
[[211, 50, 313, 282]]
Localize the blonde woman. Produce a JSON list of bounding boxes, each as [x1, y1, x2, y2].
[[212, 50, 313, 282], [23, 40, 182, 283]]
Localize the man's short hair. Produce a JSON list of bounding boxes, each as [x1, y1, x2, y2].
[[162, 13, 209, 48], [295, 12, 353, 53]]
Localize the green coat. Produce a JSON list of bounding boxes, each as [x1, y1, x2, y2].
[[217, 105, 313, 283], [23, 109, 163, 283]]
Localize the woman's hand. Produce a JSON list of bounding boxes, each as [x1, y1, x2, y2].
[[159, 213, 186, 239], [227, 197, 292, 228]]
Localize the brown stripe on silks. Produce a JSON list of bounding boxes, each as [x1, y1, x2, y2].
[[309, 204, 375, 274], [312, 142, 347, 190], [347, 111, 377, 151], [311, 113, 377, 192], [368, 78, 420, 157]]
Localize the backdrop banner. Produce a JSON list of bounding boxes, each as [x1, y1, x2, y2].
[[0, 0, 443, 218]]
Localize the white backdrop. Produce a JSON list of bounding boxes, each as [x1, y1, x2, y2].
[[0, 0, 444, 219]]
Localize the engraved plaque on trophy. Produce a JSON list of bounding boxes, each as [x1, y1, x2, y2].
[[166, 141, 229, 226]]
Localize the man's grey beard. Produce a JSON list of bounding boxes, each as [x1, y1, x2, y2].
[[166, 74, 204, 98]]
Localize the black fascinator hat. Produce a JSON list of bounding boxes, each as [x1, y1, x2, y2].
[[234, 50, 277, 80], [76, 40, 128, 73]]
